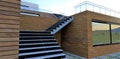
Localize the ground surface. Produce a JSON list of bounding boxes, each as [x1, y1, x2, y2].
[[65, 52, 120, 59]]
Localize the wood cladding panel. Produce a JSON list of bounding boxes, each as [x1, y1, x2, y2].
[[0, 6, 20, 12], [0, 0, 20, 4], [0, 33, 19, 37], [0, 42, 18, 46], [0, 55, 18, 59], [0, 50, 18, 56], [0, 10, 19, 16], [0, 29, 19, 32], [0, 46, 18, 51], [0, 38, 19, 41], [0, 15, 19, 20], [0, 1, 20, 8], [0, 19, 20, 24], [0, 24, 19, 29], [0, 0, 20, 59]]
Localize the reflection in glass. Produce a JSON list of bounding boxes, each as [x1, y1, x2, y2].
[[111, 24, 120, 43], [92, 22, 110, 45]]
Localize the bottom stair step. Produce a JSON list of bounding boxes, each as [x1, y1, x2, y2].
[[26, 53, 66, 59], [19, 49, 63, 58]]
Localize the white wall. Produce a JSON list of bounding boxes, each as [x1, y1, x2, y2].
[[21, 1, 39, 11]]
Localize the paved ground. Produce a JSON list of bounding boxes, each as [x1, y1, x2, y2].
[[92, 52, 120, 59], [65, 52, 120, 59]]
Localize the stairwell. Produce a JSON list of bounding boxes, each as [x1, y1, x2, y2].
[[46, 16, 73, 34], [19, 16, 73, 59]]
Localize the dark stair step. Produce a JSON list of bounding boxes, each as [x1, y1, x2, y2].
[[20, 39, 56, 41], [20, 36, 54, 39], [19, 50, 63, 58], [19, 43, 58, 48], [45, 56, 66, 59], [20, 40, 56, 44], [20, 33, 53, 36], [20, 31, 50, 34], [20, 47, 61, 53], [26, 53, 66, 59]]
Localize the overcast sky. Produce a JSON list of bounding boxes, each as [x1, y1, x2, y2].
[[22, 0, 120, 15]]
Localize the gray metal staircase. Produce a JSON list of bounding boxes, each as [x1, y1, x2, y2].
[[46, 16, 73, 34], [19, 31, 66, 59]]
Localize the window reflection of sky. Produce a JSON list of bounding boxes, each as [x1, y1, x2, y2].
[[92, 22, 120, 31]]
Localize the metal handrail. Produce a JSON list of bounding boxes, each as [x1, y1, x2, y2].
[[74, 1, 120, 18]]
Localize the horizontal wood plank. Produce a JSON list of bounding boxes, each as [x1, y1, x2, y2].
[[0, 33, 19, 37], [0, 29, 19, 33], [0, 50, 18, 56], [0, 0, 20, 58], [0, 15, 20, 20], [0, 38, 19, 41], [0, 55, 18, 59], [0, 10, 20, 16], [0, 6, 20, 12], [0, 24, 19, 29], [0, 42, 18, 46], [0, 1, 20, 8], [0, 19, 20, 24], [1, 0, 20, 4], [0, 46, 18, 51]]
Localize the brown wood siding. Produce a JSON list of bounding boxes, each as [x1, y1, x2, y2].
[[62, 11, 120, 59], [0, 0, 20, 4], [0, 0, 20, 59]]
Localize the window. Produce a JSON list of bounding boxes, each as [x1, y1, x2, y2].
[[111, 24, 120, 43], [92, 21, 120, 46], [92, 22, 110, 45]]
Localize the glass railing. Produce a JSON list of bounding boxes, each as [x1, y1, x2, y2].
[[74, 1, 120, 18], [21, 6, 52, 13]]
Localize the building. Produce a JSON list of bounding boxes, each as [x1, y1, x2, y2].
[[0, 0, 120, 59], [21, 1, 39, 11]]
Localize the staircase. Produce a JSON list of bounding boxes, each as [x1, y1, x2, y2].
[[53, 14, 65, 19], [19, 31, 66, 59], [46, 16, 73, 34], [19, 16, 74, 59]]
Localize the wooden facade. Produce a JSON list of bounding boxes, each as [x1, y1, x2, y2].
[[62, 11, 120, 59], [0, 0, 20, 59]]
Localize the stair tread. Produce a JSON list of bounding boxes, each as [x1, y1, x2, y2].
[[19, 46, 60, 50], [20, 42, 58, 45], [20, 31, 50, 32], [20, 36, 54, 37], [20, 39, 55, 41], [26, 53, 65, 59], [19, 49, 63, 56], [20, 33, 52, 35]]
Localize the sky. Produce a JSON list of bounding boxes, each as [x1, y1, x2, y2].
[[22, 0, 120, 16]]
